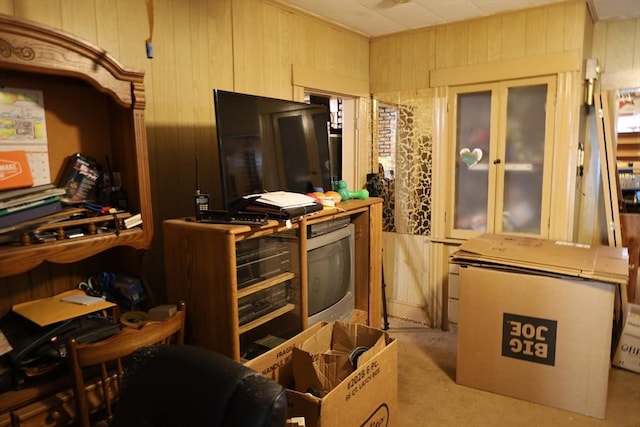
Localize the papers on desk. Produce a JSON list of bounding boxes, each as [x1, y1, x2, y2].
[[13, 289, 116, 326], [246, 191, 317, 208], [242, 191, 323, 219]]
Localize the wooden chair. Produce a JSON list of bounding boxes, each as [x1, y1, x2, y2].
[[66, 301, 186, 427]]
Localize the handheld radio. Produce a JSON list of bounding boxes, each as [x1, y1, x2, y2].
[[194, 157, 210, 221]]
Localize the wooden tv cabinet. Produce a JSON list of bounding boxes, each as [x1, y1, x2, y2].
[[164, 198, 382, 361]]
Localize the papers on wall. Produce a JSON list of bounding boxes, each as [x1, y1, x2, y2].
[[0, 87, 51, 185]]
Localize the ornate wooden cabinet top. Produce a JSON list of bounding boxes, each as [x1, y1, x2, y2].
[[0, 13, 144, 109]]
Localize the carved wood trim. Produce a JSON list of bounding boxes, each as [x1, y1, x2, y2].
[[0, 13, 145, 109]]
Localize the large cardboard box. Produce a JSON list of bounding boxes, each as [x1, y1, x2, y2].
[[613, 303, 640, 373], [245, 322, 397, 427], [451, 233, 628, 419]]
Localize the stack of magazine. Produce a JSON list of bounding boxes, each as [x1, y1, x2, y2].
[[242, 191, 323, 219], [0, 184, 65, 232]]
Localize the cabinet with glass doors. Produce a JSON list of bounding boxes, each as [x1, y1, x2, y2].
[[446, 76, 556, 239]]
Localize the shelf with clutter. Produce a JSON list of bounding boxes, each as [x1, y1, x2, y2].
[[0, 12, 154, 426], [0, 13, 152, 279]]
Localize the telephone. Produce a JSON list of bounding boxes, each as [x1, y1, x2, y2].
[[193, 157, 210, 221]]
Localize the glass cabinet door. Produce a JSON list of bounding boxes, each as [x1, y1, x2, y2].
[[448, 76, 555, 239], [452, 88, 494, 233]]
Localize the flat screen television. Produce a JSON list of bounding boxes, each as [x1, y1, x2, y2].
[[306, 221, 355, 326], [213, 89, 333, 211]]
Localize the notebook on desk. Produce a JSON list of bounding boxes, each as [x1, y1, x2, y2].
[[237, 192, 323, 219], [12, 289, 116, 326]]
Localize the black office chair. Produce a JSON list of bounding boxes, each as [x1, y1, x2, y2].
[[111, 345, 287, 427]]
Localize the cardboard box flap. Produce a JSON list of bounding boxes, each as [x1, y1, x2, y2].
[[452, 233, 628, 283], [292, 347, 352, 395], [246, 322, 325, 387], [292, 322, 388, 396]]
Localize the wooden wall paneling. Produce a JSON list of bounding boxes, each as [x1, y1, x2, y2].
[[501, 12, 526, 60], [0, 0, 13, 15], [544, 3, 568, 54], [349, 31, 371, 83], [549, 71, 582, 241], [288, 12, 312, 75], [369, 38, 388, 93], [398, 32, 422, 90], [524, 7, 547, 57], [11, 0, 61, 27], [190, 1, 222, 157], [413, 30, 434, 90], [207, 0, 234, 92], [540, 8, 565, 53], [149, 0, 183, 223], [370, 36, 401, 93], [445, 22, 469, 68], [60, 0, 97, 46], [433, 26, 448, 70], [270, 7, 293, 96], [398, 33, 416, 91], [345, 31, 368, 82], [370, 30, 435, 93], [191, 0, 225, 213], [430, 86, 448, 239], [171, 0, 203, 224], [172, 2, 199, 131], [113, 0, 148, 71], [323, 24, 346, 77], [430, 51, 581, 88], [486, 15, 503, 63], [467, 20, 488, 65], [232, 0, 267, 95], [562, 1, 585, 52], [291, 68, 367, 98], [95, 0, 121, 59]]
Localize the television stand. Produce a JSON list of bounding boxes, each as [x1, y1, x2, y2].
[[163, 198, 382, 361]]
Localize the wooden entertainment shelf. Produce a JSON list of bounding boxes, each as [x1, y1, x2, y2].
[[163, 198, 382, 361]]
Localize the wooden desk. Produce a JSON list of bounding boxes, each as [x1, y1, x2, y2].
[[164, 198, 383, 360]]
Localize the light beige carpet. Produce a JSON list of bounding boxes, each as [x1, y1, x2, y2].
[[387, 317, 640, 427]]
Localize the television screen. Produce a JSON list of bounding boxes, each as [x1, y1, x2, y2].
[[307, 223, 355, 325], [213, 89, 333, 210]]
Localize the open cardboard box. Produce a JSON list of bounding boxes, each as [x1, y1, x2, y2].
[[451, 233, 628, 419], [245, 322, 397, 427]]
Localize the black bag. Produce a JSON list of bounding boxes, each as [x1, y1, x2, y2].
[[0, 311, 121, 391]]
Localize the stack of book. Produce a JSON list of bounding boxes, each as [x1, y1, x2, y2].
[[0, 184, 65, 232], [241, 191, 323, 219]]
